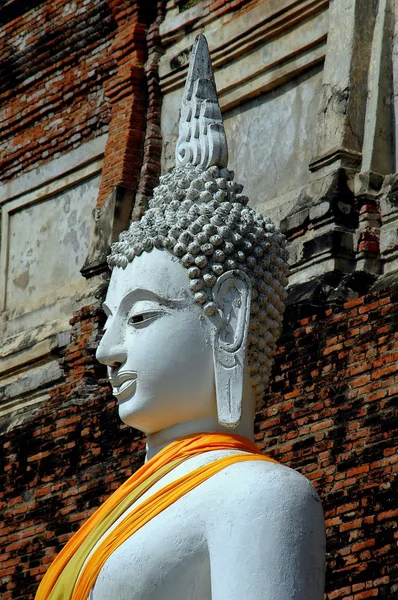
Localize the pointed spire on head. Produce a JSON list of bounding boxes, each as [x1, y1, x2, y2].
[[175, 34, 228, 169]]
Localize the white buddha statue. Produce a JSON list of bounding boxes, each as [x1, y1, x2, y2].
[[35, 35, 325, 600]]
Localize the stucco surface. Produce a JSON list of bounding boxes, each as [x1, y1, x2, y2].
[[223, 66, 323, 221], [6, 174, 100, 310]]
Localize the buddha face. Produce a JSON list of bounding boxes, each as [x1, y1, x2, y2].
[[96, 248, 217, 434]]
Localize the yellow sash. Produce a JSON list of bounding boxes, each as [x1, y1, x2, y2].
[[35, 432, 276, 600]]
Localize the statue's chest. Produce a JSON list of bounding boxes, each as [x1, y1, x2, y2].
[[87, 450, 242, 600], [89, 493, 211, 600]]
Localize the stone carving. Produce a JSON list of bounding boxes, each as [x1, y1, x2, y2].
[[110, 37, 288, 416], [96, 34, 325, 600], [35, 34, 325, 600], [175, 35, 228, 168], [109, 162, 289, 410]]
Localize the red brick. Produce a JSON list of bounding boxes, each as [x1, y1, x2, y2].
[[1, 5, 397, 600], [353, 591, 378, 599]]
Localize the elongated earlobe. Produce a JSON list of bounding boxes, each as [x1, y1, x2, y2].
[[212, 270, 251, 428]]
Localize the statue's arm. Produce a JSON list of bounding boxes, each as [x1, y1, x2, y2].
[[206, 462, 326, 600]]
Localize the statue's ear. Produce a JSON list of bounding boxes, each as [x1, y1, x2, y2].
[[211, 270, 251, 428]]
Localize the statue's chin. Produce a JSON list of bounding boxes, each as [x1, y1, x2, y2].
[[117, 394, 150, 432], [115, 384, 219, 435]]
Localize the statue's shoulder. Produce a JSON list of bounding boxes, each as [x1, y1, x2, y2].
[[202, 456, 325, 573], [205, 457, 322, 518], [202, 457, 326, 598]]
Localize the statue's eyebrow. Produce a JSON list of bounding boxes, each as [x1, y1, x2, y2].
[[119, 287, 188, 310]]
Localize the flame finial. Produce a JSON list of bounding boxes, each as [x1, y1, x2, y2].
[[175, 35, 228, 169]]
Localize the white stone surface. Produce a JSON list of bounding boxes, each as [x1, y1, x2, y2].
[[224, 66, 323, 217], [0, 358, 62, 413], [309, 0, 377, 172], [108, 162, 288, 401], [89, 452, 325, 600], [0, 134, 106, 203], [0, 139, 105, 414], [98, 250, 220, 435], [90, 36, 325, 598], [159, 0, 328, 105], [94, 247, 326, 600], [361, 0, 394, 175], [176, 35, 228, 169]]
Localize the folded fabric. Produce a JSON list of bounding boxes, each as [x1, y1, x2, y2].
[[35, 432, 276, 600]]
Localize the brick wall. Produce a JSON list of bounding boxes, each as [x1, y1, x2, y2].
[[257, 286, 398, 600], [0, 288, 396, 599], [0, 0, 159, 209], [0, 0, 114, 182], [0, 298, 145, 599], [0, 1, 397, 599]]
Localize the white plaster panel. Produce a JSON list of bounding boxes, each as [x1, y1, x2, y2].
[[225, 66, 323, 225], [0, 358, 63, 411], [6, 173, 100, 310], [159, 0, 328, 100]]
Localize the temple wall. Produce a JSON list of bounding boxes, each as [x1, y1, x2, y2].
[[0, 1, 397, 599], [5, 174, 99, 312], [224, 65, 323, 222], [0, 1, 113, 181], [162, 64, 323, 224], [260, 286, 398, 600]]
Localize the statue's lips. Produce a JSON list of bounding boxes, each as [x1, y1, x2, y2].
[[110, 371, 137, 401]]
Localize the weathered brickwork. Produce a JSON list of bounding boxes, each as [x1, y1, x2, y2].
[[257, 288, 398, 600], [0, 289, 397, 599], [0, 1, 397, 599], [95, 2, 157, 208], [132, 3, 166, 221], [0, 0, 114, 182], [0, 0, 157, 200], [0, 298, 146, 599]]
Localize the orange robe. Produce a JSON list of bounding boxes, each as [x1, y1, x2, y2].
[[35, 432, 276, 600]]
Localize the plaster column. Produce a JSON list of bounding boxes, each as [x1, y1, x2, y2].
[[281, 0, 394, 287]]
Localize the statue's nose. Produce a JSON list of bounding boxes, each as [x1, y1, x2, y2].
[[96, 324, 127, 368]]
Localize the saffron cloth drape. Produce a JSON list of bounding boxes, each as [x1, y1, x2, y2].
[[35, 432, 276, 600]]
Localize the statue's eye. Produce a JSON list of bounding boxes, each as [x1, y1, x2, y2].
[[130, 314, 145, 324], [128, 311, 162, 327]]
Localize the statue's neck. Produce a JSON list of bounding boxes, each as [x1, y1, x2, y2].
[[145, 417, 254, 461]]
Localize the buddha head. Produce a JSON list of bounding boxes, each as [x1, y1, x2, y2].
[[96, 35, 288, 437]]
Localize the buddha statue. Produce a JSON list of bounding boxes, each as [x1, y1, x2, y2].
[[35, 35, 325, 600]]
